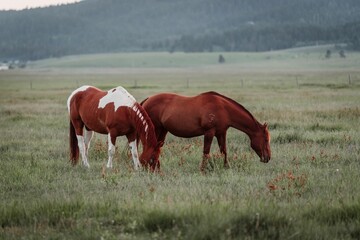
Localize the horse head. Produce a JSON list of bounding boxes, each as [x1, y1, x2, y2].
[[250, 123, 271, 163], [139, 140, 162, 171]]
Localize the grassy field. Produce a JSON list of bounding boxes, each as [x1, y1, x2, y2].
[[1, 46, 360, 239]]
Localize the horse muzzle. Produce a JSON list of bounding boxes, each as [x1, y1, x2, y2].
[[149, 157, 160, 172], [260, 156, 270, 163]]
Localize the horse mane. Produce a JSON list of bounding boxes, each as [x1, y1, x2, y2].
[[131, 102, 157, 148], [140, 97, 148, 106], [202, 91, 262, 127]]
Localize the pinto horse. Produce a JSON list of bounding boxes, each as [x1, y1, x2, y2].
[[141, 91, 271, 171], [67, 85, 158, 170]]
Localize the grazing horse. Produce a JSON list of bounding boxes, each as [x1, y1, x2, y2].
[[67, 85, 158, 170], [141, 92, 271, 171]]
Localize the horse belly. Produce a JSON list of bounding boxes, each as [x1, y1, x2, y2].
[[82, 117, 108, 134], [169, 128, 203, 138], [162, 116, 203, 138]]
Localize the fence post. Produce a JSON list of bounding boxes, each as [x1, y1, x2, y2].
[[296, 76, 299, 88], [348, 74, 352, 85]]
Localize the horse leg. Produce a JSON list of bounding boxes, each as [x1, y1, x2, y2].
[[76, 135, 90, 168], [84, 128, 94, 160], [127, 132, 141, 170], [216, 132, 229, 168], [153, 129, 167, 170], [76, 135, 90, 167], [200, 131, 215, 172], [72, 120, 90, 168], [156, 129, 167, 148], [129, 140, 141, 170], [106, 133, 116, 169]]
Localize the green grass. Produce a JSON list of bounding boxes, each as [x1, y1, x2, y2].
[[1, 47, 360, 239]]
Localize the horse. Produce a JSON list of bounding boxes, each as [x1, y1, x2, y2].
[[67, 85, 158, 170], [141, 91, 271, 171]]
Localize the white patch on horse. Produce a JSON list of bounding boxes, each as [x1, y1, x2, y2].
[[107, 134, 115, 168], [129, 140, 141, 170], [145, 124, 149, 139], [67, 85, 91, 113], [76, 135, 90, 168], [98, 86, 136, 111]]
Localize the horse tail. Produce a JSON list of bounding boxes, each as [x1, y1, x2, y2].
[[69, 120, 79, 165]]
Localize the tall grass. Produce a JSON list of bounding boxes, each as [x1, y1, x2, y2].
[[1, 50, 360, 239]]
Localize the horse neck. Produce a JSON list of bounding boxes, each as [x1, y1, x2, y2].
[[226, 100, 261, 138], [131, 103, 157, 150]]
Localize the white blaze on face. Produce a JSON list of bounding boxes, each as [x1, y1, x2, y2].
[[98, 86, 136, 111], [67, 85, 91, 113]]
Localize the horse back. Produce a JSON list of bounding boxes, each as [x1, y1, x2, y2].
[[142, 92, 228, 137], [142, 92, 225, 115]]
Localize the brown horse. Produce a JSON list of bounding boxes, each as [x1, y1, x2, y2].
[[67, 85, 158, 170], [141, 91, 271, 171]]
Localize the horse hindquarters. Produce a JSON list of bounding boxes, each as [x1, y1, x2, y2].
[[69, 121, 79, 165]]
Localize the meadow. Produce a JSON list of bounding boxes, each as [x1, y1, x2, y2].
[[0, 46, 360, 239]]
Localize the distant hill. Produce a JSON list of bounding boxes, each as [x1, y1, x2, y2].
[[1, 0, 360, 60]]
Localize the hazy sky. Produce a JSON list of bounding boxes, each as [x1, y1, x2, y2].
[[0, 0, 81, 10]]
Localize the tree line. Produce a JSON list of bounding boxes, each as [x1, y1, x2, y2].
[[160, 22, 360, 53], [0, 0, 360, 60]]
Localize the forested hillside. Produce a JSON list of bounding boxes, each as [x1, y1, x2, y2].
[[1, 0, 360, 60]]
